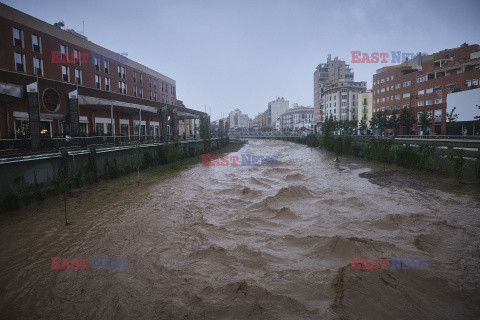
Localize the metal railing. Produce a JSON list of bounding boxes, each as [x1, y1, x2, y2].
[[0, 133, 202, 151]]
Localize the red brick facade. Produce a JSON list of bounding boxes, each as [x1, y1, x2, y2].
[[0, 3, 204, 141], [372, 43, 480, 135]]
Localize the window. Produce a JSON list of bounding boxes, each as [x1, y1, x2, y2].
[[426, 99, 433, 105], [154, 79, 156, 89], [105, 77, 110, 91], [117, 66, 126, 79], [386, 76, 389, 81], [342, 95, 347, 99], [95, 123, 104, 135], [62, 65, 69, 81], [395, 94, 400, 100], [395, 84, 401, 89], [94, 57, 100, 71], [133, 86, 137, 96], [95, 75, 101, 89], [14, 52, 25, 72], [139, 87, 143, 98], [418, 100, 424, 106], [33, 57, 43, 75], [434, 98, 442, 104], [154, 91, 157, 101], [446, 84, 457, 91], [171, 86, 175, 95], [139, 73, 143, 84], [122, 82, 127, 94], [403, 103, 409, 108], [75, 69, 82, 84], [13, 27, 23, 47], [403, 80, 411, 87], [466, 80, 471, 87], [381, 97, 385, 102], [381, 88, 385, 93], [473, 79, 479, 86], [391, 75, 394, 80], [73, 49, 81, 65], [149, 90, 152, 100], [403, 93, 410, 98], [32, 34, 41, 53], [381, 78, 385, 83], [149, 77, 152, 87], [133, 71, 136, 82], [426, 88, 433, 93], [60, 44, 67, 57], [104, 60, 109, 73], [417, 75, 427, 83], [418, 89, 425, 95], [119, 81, 122, 93]]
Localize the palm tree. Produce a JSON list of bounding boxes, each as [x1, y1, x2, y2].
[[418, 111, 432, 135], [399, 107, 416, 135]]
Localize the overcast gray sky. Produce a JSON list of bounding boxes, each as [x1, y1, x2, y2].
[[4, 0, 480, 120]]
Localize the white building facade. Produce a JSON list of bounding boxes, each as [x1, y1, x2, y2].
[[268, 97, 289, 127], [279, 106, 314, 131], [229, 108, 251, 129]]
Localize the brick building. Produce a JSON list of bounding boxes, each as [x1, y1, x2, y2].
[[0, 3, 207, 150], [372, 43, 480, 135]]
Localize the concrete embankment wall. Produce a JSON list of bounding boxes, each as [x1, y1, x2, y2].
[[0, 138, 229, 211], [281, 135, 480, 183]]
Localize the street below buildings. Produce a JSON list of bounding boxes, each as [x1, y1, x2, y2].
[[1, 139, 479, 319]]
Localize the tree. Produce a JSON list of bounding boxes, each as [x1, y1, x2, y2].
[[371, 111, 388, 135], [321, 114, 336, 137], [359, 119, 368, 135], [388, 111, 401, 136], [418, 111, 432, 134], [447, 107, 459, 123], [53, 21, 65, 29], [399, 107, 417, 135]]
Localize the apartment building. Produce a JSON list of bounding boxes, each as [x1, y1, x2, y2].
[[228, 108, 251, 130], [357, 90, 373, 133], [372, 43, 480, 135], [313, 55, 355, 124], [278, 105, 314, 131], [267, 97, 289, 127], [0, 3, 206, 149], [323, 80, 366, 122]]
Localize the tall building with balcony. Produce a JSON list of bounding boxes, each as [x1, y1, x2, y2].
[[357, 90, 373, 132], [0, 3, 207, 149], [323, 80, 366, 122], [372, 43, 480, 135], [313, 55, 355, 124]]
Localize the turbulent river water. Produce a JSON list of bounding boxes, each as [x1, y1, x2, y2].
[[1, 139, 480, 319]]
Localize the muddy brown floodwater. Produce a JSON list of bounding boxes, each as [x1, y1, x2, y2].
[[1, 139, 480, 319]]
